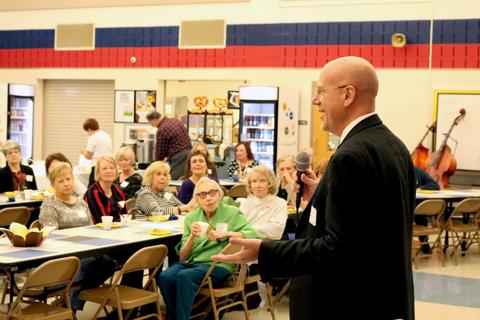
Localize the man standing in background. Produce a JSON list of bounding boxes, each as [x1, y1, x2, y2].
[[213, 56, 416, 320], [147, 111, 191, 180]]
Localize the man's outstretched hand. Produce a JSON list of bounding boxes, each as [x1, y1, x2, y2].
[[211, 238, 262, 264]]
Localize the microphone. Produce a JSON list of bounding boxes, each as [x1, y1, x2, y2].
[[295, 152, 310, 213]]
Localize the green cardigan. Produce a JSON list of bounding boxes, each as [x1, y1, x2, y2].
[[176, 202, 260, 272]]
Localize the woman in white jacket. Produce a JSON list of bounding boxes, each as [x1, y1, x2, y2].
[[240, 165, 288, 240]]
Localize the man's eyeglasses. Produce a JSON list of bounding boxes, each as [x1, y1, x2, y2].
[[315, 84, 348, 96], [196, 189, 219, 199]]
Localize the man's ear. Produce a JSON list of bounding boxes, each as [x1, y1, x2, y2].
[[343, 85, 356, 107]]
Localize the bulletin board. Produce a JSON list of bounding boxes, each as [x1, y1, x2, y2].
[[434, 90, 480, 171]]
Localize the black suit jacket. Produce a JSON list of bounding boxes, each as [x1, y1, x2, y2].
[[258, 115, 416, 320], [0, 164, 38, 193]]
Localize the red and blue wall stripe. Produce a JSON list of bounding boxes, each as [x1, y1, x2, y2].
[[0, 19, 478, 68]]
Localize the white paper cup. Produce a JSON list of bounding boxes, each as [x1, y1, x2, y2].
[[121, 214, 132, 224], [24, 189, 33, 200], [101, 216, 114, 229], [216, 222, 228, 232], [196, 221, 210, 236]]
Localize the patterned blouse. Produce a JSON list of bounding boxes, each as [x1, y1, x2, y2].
[[227, 159, 260, 178], [136, 186, 183, 216], [39, 197, 92, 229], [113, 172, 143, 199]]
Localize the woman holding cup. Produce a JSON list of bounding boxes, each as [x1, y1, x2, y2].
[[84, 156, 127, 224], [158, 177, 259, 320]]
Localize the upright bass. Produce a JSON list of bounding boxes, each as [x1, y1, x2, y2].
[[426, 109, 466, 189], [411, 122, 436, 171]]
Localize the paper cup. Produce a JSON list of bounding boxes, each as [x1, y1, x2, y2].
[[24, 189, 33, 200], [101, 216, 114, 229], [196, 221, 210, 236], [121, 214, 132, 224], [216, 222, 228, 232]]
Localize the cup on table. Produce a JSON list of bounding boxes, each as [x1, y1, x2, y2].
[[24, 189, 33, 200], [121, 214, 132, 224], [101, 216, 114, 229], [216, 222, 228, 232], [196, 221, 210, 236]]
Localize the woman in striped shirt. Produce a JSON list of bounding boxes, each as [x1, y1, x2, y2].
[[136, 161, 193, 216]]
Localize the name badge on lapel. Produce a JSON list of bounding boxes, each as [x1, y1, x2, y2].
[[26, 175, 33, 182], [120, 181, 129, 188], [309, 206, 317, 227]]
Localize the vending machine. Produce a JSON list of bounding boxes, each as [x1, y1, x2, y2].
[[7, 84, 35, 159], [239, 86, 299, 170]]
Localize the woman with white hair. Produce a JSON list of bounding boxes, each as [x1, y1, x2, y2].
[[158, 177, 259, 320], [136, 161, 191, 216], [0, 140, 37, 193], [241, 165, 288, 240], [113, 147, 142, 199], [276, 155, 296, 206]]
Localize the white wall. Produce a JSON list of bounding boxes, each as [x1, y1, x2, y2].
[[0, 0, 479, 160]]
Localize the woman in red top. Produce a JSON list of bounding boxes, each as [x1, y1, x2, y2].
[[84, 156, 126, 224]]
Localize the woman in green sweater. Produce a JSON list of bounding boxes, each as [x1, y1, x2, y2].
[[158, 177, 259, 320]]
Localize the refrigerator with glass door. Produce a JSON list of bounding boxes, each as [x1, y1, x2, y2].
[[239, 86, 299, 170], [7, 84, 35, 160]]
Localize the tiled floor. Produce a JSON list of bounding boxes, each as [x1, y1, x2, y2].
[[4, 246, 477, 319], [73, 245, 480, 319]]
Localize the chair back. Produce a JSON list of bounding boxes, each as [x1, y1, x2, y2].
[[115, 244, 168, 288], [451, 198, 480, 216], [227, 184, 247, 199], [9, 256, 79, 311], [0, 206, 32, 227], [415, 199, 446, 216]]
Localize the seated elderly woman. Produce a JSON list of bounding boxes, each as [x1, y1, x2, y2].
[[136, 161, 192, 216], [191, 141, 218, 177], [40, 162, 91, 229], [159, 177, 260, 320], [178, 150, 218, 204], [0, 140, 37, 193], [276, 155, 296, 207], [84, 156, 127, 224], [39, 162, 114, 312], [241, 165, 288, 240], [113, 147, 143, 199]]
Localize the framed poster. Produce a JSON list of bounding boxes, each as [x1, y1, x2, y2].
[[228, 90, 240, 109], [135, 90, 156, 123], [114, 90, 135, 123], [434, 90, 480, 171]]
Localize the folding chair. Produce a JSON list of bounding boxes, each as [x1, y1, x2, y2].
[[244, 271, 275, 320], [227, 184, 247, 199], [412, 199, 446, 269], [191, 244, 249, 320], [446, 198, 480, 264], [0, 256, 80, 320], [0, 206, 32, 227], [125, 198, 137, 214], [80, 244, 168, 320], [0, 207, 34, 304]]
